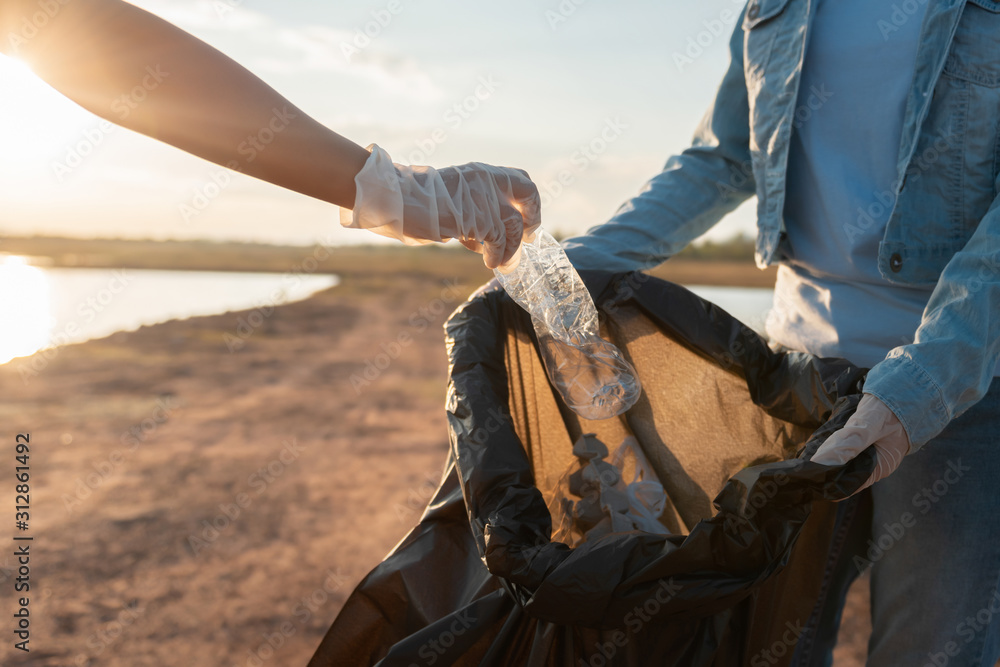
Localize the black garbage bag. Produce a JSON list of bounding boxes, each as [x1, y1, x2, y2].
[[308, 271, 875, 667]]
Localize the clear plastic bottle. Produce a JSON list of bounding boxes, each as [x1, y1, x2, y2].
[[494, 229, 641, 420]]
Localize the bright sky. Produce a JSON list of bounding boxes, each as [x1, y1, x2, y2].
[[0, 0, 757, 246]]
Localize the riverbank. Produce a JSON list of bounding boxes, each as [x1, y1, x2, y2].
[[0, 235, 778, 287], [0, 245, 876, 667]]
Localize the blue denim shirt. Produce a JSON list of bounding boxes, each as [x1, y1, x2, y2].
[[563, 0, 1000, 448]]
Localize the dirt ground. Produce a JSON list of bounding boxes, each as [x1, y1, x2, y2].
[[0, 252, 875, 667]]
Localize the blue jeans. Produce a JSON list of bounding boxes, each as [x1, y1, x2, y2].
[[795, 377, 1000, 667]]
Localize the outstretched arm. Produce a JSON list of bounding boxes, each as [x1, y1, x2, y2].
[[0, 0, 540, 267], [0, 0, 369, 208]]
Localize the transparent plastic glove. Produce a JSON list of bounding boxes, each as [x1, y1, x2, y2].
[[493, 229, 641, 420], [811, 393, 912, 493], [341, 144, 541, 269]]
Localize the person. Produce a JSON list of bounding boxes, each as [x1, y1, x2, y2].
[[0, 0, 540, 269], [563, 0, 1000, 664]]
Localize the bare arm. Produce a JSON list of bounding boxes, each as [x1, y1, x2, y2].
[[0, 0, 370, 208]]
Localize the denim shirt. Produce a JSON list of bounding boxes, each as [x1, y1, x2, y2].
[[563, 0, 1000, 448]]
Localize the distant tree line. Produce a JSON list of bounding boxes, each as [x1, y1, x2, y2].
[[674, 233, 755, 262], [547, 230, 756, 262]]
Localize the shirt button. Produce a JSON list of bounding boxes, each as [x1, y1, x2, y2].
[[890, 253, 903, 273], [747, 3, 760, 19]]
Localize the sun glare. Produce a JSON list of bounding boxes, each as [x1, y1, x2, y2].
[[0, 54, 81, 172], [0, 256, 54, 364]]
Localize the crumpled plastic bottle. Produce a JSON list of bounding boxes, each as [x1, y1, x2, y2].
[[494, 229, 641, 420], [547, 434, 669, 546]]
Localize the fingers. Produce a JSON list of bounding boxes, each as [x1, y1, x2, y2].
[[870, 440, 905, 482], [485, 167, 541, 236], [855, 471, 878, 495], [477, 200, 525, 269], [811, 404, 905, 498], [813, 429, 879, 499], [854, 443, 903, 495], [480, 233, 506, 270], [498, 204, 524, 267], [508, 171, 540, 209], [458, 239, 483, 254], [510, 188, 541, 236], [808, 394, 913, 498], [810, 428, 869, 466], [426, 163, 538, 270]]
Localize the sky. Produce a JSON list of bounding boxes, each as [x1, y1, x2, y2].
[[0, 0, 757, 247]]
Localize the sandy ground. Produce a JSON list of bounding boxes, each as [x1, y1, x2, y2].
[[0, 253, 876, 666]]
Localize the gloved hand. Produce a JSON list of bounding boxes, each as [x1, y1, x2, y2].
[[341, 144, 541, 269], [811, 393, 912, 493]]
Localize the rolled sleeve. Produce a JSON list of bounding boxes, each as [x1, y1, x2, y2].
[[865, 197, 1000, 448], [862, 354, 951, 449]]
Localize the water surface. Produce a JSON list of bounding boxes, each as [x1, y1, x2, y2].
[[0, 256, 338, 364]]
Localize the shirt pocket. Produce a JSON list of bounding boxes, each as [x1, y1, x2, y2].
[[943, 0, 1000, 87], [742, 0, 792, 29], [937, 0, 1000, 235]]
